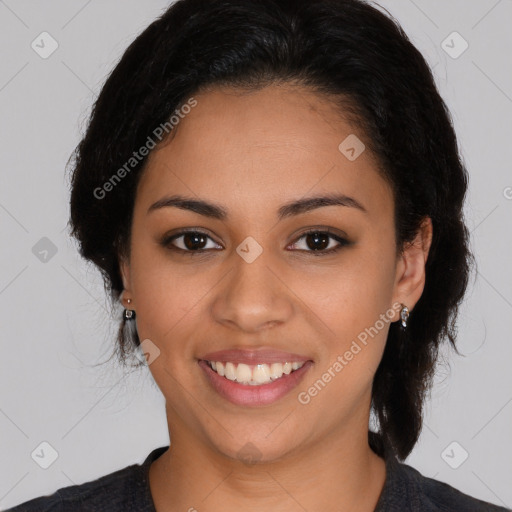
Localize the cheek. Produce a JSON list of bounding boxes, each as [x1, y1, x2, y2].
[[297, 279, 393, 417], [301, 248, 396, 338], [128, 238, 206, 351], [296, 245, 397, 394]]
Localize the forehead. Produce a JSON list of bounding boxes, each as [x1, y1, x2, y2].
[[136, 84, 393, 222]]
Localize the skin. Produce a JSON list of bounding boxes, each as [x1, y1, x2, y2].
[[119, 83, 433, 512]]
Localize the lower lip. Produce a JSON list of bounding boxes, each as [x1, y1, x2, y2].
[[198, 360, 313, 407]]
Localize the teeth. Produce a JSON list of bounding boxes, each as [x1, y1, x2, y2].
[[270, 363, 283, 380], [225, 362, 236, 381], [236, 363, 252, 383], [207, 360, 305, 386], [252, 364, 271, 384]]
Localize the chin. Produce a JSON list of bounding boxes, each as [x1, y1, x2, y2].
[[211, 431, 305, 466]]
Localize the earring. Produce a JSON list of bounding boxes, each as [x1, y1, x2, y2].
[[400, 304, 409, 328], [123, 297, 136, 320]]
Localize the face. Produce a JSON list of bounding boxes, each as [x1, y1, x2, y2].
[[120, 84, 431, 464]]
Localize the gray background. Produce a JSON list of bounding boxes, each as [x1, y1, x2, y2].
[[0, 0, 511, 509]]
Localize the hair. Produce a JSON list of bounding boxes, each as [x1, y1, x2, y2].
[[68, 0, 472, 461]]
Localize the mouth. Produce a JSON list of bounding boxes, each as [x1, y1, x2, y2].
[[198, 349, 313, 406]]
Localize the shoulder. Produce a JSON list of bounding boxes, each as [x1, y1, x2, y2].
[[4, 465, 142, 512], [378, 457, 511, 512], [413, 467, 510, 512], [4, 446, 169, 512]]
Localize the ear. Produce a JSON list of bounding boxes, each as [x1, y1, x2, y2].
[[391, 217, 433, 319]]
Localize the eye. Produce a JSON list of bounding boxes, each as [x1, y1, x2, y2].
[[162, 229, 222, 254], [161, 227, 350, 256], [288, 228, 350, 256]]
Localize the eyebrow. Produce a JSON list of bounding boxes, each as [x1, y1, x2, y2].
[[147, 193, 367, 220]]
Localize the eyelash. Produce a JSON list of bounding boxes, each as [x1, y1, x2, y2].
[[161, 228, 350, 257]]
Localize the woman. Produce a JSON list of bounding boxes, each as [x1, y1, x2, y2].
[[7, 0, 510, 510]]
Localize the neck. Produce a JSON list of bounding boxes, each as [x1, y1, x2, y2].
[[149, 408, 387, 512]]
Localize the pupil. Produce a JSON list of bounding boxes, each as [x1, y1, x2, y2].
[[184, 233, 206, 250], [307, 232, 328, 250]]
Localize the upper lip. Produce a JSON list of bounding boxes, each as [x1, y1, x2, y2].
[[199, 348, 312, 365]]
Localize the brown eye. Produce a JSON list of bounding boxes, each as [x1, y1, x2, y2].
[[180, 232, 208, 250], [162, 230, 222, 253], [161, 228, 350, 257], [304, 232, 331, 251], [289, 229, 350, 255]]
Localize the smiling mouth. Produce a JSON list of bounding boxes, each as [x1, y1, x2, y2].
[[203, 360, 305, 386]]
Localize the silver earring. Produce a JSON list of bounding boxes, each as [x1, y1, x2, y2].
[[400, 304, 409, 328], [124, 298, 135, 320]]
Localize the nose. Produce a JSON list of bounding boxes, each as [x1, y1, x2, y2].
[[211, 247, 294, 334]]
